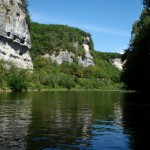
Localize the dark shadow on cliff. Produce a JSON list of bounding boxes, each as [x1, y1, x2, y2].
[[0, 35, 28, 55]]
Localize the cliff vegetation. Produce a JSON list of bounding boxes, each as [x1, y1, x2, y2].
[[30, 22, 94, 58], [0, 50, 122, 92]]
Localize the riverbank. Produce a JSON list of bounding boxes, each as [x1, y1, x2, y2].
[[0, 87, 128, 93]]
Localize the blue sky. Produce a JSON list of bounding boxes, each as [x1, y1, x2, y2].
[[28, 0, 143, 53]]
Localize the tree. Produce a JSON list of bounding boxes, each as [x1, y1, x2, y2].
[[142, 0, 150, 9], [33, 56, 51, 73], [121, 1, 150, 92], [8, 66, 28, 92]]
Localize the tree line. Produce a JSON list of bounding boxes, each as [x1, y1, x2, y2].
[[121, 0, 150, 92]]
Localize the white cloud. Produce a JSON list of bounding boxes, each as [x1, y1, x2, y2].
[[78, 25, 130, 37]]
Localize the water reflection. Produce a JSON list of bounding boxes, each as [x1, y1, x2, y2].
[[0, 93, 32, 149], [1, 91, 145, 149], [27, 92, 94, 149], [26, 91, 128, 150]]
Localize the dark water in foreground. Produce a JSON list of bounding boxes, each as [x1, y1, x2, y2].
[[0, 91, 150, 150]]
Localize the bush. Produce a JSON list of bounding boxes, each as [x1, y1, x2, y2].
[[9, 76, 28, 92]]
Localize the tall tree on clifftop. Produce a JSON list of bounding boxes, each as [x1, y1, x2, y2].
[[121, 0, 150, 92]]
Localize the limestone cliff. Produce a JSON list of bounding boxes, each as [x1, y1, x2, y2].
[[0, 0, 33, 69], [44, 37, 95, 67], [78, 37, 95, 67]]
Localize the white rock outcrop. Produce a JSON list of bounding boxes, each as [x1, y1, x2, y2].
[[111, 58, 124, 70], [46, 51, 74, 65], [78, 37, 95, 67], [0, 0, 33, 69], [45, 37, 95, 67]]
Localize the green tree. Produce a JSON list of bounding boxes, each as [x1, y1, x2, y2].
[[8, 66, 28, 92], [33, 56, 51, 73], [121, 1, 150, 92], [142, 0, 150, 9]]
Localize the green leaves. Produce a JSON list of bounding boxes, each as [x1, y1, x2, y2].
[[121, 1, 150, 92], [33, 56, 51, 72], [142, 0, 150, 9], [9, 75, 27, 92], [30, 22, 94, 57]]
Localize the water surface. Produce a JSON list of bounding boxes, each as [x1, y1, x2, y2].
[[0, 91, 150, 150]]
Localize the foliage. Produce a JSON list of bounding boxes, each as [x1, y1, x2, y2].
[[92, 51, 121, 62], [92, 51, 122, 82], [142, 0, 150, 9], [33, 56, 51, 72], [121, 1, 150, 92], [30, 22, 93, 58], [0, 53, 122, 91], [30, 50, 122, 90], [0, 61, 30, 92]]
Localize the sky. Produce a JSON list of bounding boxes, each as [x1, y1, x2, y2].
[[28, 0, 143, 53]]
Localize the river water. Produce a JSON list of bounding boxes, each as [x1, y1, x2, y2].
[[0, 91, 150, 150]]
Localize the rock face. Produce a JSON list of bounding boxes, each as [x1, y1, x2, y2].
[[0, 0, 33, 69], [111, 58, 124, 70], [45, 37, 95, 67], [44, 51, 74, 65], [78, 37, 95, 67]]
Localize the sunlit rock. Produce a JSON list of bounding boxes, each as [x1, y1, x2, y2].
[[44, 36, 95, 67], [0, 0, 33, 69], [111, 58, 124, 70]]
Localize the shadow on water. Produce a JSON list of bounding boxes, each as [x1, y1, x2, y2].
[[122, 92, 150, 150]]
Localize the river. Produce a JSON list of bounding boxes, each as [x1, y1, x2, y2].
[[0, 91, 150, 150]]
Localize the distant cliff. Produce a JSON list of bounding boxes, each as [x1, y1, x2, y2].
[[43, 37, 95, 67], [111, 58, 124, 70], [0, 0, 33, 69], [31, 23, 95, 67]]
